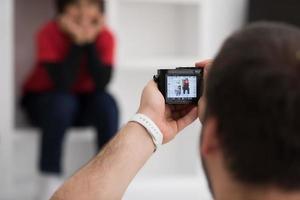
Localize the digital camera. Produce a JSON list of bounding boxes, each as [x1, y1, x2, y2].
[[153, 67, 204, 104]]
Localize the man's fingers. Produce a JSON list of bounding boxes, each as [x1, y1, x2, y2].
[[172, 112, 181, 120], [165, 106, 172, 119], [177, 105, 196, 118], [180, 106, 194, 116], [176, 107, 198, 132], [195, 59, 213, 68], [171, 105, 187, 112], [147, 80, 158, 88], [171, 104, 195, 112]]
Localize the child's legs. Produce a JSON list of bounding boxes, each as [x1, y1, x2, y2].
[[22, 92, 79, 174], [79, 91, 119, 150]]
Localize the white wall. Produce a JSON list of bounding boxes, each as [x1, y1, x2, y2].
[[201, 0, 248, 58], [0, 0, 14, 198], [14, 0, 54, 95]]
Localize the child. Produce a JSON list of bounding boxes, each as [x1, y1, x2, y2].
[[183, 78, 190, 94], [21, 0, 118, 199]]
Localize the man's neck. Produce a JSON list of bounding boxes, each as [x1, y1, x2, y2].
[[209, 161, 300, 200], [216, 183, 300, 200]]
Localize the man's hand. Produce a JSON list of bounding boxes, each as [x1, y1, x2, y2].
[[196, 60, 213, 123], [138, 81, 198, 144]]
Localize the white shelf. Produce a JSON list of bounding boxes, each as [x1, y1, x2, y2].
[[118, 56, 200, 69], [116, 1, 202, 70]]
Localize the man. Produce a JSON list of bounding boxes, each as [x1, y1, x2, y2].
[[51, 22, 300, 200]]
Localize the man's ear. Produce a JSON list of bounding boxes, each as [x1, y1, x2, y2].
[[201, 117, 220, 157]]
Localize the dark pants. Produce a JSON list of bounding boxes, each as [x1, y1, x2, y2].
[[21, 91, 119, 174], [183, 87, 190, 94]]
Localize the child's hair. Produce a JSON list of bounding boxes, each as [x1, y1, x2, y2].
[[55, 0, 105, 14]]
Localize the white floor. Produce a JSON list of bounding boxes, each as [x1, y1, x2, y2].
[[7, 131, 212, 200], [9, 177, 212, 200], [124, 176, 212, 200], [7, 127, 212, 200]]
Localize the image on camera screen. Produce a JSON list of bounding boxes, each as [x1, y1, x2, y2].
[[166, 76, 197, 99]]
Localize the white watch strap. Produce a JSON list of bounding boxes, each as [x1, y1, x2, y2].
[[130, 114, 163, 151]]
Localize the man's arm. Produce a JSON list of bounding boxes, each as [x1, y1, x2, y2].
[[51, 122, 155, 200], [51, 80, 198, 200], [51, 71, 206, 199]]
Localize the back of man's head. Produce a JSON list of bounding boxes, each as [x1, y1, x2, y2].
[[206, 22, 300, 190]]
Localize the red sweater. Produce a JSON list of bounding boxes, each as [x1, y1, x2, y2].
[[23, 20, 115, 94]]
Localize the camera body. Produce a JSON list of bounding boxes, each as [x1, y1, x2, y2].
[[154, 67, 204, 105]]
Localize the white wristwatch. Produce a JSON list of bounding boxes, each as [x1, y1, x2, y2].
[[130, 114, 163, 151]]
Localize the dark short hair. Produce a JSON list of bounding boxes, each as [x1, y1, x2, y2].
[[55, 0, 106, 14], [206, 22, 300, 190]]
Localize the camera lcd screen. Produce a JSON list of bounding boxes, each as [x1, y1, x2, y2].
[[166, 76, 197, 100]]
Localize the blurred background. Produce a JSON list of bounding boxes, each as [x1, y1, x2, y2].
[[1, 0, 299, 199]]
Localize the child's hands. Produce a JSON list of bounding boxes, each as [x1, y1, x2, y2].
[[82, 14, 104, 43], [84, 18, 104, 43], [59, 14, 87, 45], [59, 6, 104, 45], [81, 8, 104, 43]]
